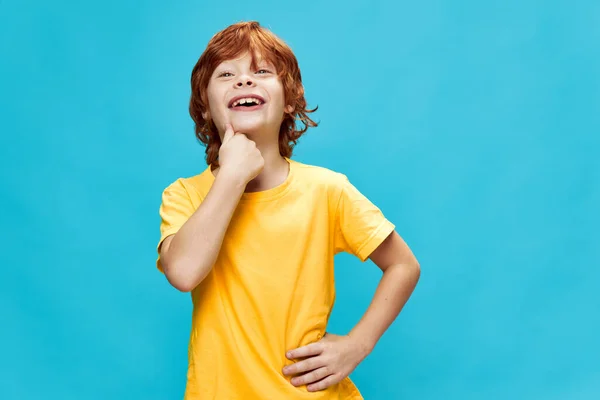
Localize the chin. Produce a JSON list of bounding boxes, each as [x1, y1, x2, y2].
[[230, 116, 267, 134]]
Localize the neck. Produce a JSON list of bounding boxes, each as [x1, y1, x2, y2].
[[212, 125, 290, 193], [245, 138, 289, 192]]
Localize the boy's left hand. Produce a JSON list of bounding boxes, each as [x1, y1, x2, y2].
[[282, 333, 371, 392]]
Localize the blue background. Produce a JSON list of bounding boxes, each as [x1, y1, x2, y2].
[[1, 0, 599, 399]]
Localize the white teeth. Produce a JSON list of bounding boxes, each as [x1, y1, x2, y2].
[[232, 97, 263, 107]]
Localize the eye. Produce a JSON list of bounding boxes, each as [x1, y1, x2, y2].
[[217, 71, 233, 78], [256, 69, 271, 74]]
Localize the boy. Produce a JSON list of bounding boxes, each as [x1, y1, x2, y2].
[[156, 21, 420, 399]]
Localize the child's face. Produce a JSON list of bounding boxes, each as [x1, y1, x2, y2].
[[204, 52, 292, 139]]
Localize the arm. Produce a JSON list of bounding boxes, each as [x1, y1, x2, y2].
[[160, 170, 246, 292], [160, 124, 264, 292], [283, 230, 420, 391], [348, 229, 421, 353]]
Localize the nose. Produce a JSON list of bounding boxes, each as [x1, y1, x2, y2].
[[235, 75, 255, 88]]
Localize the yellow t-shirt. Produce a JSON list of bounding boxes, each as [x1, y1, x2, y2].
[[156, 158, 395, 399]]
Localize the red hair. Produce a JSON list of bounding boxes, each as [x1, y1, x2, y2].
[[189, 21, 318, 167]]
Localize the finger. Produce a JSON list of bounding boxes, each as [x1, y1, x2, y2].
[[222, 123, 235, 142], [290, 367, 331, 387], [282, 356, 324, 376], [307, 374, 340, 392], [286, 343, 323, 360]]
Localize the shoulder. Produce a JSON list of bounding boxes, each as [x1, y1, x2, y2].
[[289, 160, 354, 212], [161, 167, 213, 203], [290, 159, 348, 189], [290, 159, 376, 208]]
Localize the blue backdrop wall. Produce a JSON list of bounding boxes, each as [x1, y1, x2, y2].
[[1, 0, 598, 399]]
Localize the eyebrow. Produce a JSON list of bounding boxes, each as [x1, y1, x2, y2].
[[214, 59, 274, 72]]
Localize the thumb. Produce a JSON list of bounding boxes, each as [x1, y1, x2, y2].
[[222, 123, 235, 143]]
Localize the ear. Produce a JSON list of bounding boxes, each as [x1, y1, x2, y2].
[[202, 111, 208, 120], [285, 105, 294, 114]]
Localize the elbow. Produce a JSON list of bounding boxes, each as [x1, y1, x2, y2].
[[169, 278, 196, 293], [163, 261, 201, 293], [412, 259, 421, 281]]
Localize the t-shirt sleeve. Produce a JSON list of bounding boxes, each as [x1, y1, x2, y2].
[[156, 178, 197, 273], [333, 174, 396, 262]]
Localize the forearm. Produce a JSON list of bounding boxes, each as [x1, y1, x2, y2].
[[162, 171, 246, 291], [348, 262, 420, 354]]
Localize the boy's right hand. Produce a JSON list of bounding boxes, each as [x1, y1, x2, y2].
[[218, 123, 265, 185]]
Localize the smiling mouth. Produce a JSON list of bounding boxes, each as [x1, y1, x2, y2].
[[228, 96, 266, 110]]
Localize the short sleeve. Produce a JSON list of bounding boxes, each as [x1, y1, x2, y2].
[[156, 178, 197, 273], [334, 174, 395, 262]]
